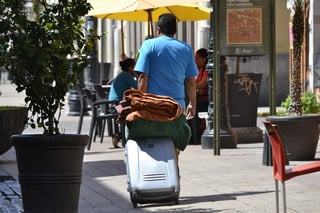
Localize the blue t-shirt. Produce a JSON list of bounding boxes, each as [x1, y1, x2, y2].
[[108, 71, 137, 101], [134, 36, 198, 108]]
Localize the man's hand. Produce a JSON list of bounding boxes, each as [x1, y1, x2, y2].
[[185, 77, 197, 119], [185, 103, 196, 120]]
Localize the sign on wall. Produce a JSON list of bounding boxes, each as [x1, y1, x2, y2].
[[219, 0, 270, 56]]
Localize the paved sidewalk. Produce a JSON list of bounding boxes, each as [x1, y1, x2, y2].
[[1, 82, 320, 213]]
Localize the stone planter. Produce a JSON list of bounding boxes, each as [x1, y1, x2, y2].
[[266, 114, 320, 161], [11, 134, 88, 213], [0, 107, 28, 155]]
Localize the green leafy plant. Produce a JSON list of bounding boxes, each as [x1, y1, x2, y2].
[[0, 0, 96, 135], [281, 92, 320, 114]]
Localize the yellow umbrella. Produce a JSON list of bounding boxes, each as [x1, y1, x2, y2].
[[88, 0, 209, 18], [87, 0, 210, 55], [88, 2, 210, 21]]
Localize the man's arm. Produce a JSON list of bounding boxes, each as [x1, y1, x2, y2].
[[137, 73, 148, 93], [185, 76, 197, 120]]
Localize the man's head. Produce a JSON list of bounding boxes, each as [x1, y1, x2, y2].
[[157, 13, 177, 36]]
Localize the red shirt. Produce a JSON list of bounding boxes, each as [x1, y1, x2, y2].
[[196, 68, 208, 100]]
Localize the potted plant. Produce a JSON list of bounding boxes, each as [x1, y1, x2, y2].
[[266, 0, 320, 161], [0, 0, 95, 212]]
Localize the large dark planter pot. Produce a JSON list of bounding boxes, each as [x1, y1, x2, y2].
[[0, 106, 28, 155], [11, 134, 88, 213], [228, 73, 262, 127], [266, 114, 320, 161]]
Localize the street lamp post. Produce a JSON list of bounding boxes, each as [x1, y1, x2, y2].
[[67, 16, 98, 115], [201, 0, 236, 155], [85, 16, 99, 90]]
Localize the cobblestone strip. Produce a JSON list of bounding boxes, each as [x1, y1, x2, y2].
[[0, 170, 23, 213]]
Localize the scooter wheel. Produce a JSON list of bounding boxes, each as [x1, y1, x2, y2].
[[130, 192, 138, 208]]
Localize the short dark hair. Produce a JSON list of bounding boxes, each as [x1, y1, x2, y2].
[[119, 58, 135, 71], [157, 13, 177, 36]]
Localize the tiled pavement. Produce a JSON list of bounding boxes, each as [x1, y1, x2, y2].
[[0, 169, 22, 213], [1, 82, 320, 213]]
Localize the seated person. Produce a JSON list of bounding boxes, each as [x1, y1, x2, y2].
[[108, 58, 137, 148], [108, 58, 137, 101]]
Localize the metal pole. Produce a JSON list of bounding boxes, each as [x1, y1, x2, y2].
[[269, 0, 276, 115], [213, 0, 220, 155]]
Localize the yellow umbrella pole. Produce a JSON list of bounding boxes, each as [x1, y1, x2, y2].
[[146, 9, 154, 37], [121, 20, 126, 59]]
